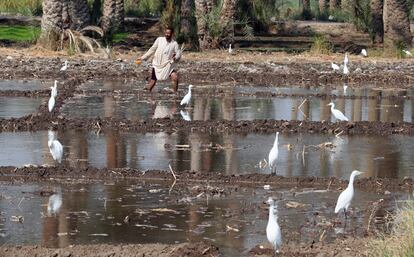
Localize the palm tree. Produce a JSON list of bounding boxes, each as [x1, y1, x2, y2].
[[195, 0, 214, 50], [302, 0, 311, 18], [180, 0, 198, 48], [383, 0, 412, 48], [39, 0, 91, 50], [329, 0, 339, 13], [371, 0, 383, 44], [219, 0, 237, 44], [102, 0, 125, 35], [319, 0, 327, 15]]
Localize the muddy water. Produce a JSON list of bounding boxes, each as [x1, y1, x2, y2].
[[0, 80, 49, 91], [0, 181, 405, 256], [61, 93, 413, 122], [0, 97, 45, 118], [1, 131, 414, 179]]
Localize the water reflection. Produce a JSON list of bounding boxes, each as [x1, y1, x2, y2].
[[61, 91, 413, 122], [0, 182, 405, 255], [0, 80, 48, 91], [1, 131, 414, 179]]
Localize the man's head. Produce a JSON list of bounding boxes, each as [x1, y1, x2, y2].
[[165, 27, 174, 41]]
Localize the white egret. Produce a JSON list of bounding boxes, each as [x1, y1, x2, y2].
[[344, 53, 349, 65], [403, 50, 412, 56], [180, 110, 191, 121], [266, 197, 282, 255], [343, 84, 348, 94], [331, 62, 340, 72], [48, 130, 63, 163], [268, 132, 279, 174], [327, 102, 348, 121], [361, 49, 367, 57], [48, 94, 55, 112], [343, 63, 349, 75], [51, 80, 58, 98], [229, 44, 233, 54], [47, 191, 62, 216], [60, 60, 68, 71], [180, 84, 194, 106], [335, 170, 364, 219]]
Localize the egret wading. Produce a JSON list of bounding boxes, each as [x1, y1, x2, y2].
[[331, 62, 340, 72], [268, 132, 279, 174], [335, 170, 364, 219], [229, 44, 233, 54], [266, 197, 282, 255], [48, 89, 55, 112], [60, 61, 68, 71], [327, 102, 348, 122], [48, 130, 63, 163], [361, 49, 367, 57], [51, 80, 58, 98], [180, 84, 194, 106]]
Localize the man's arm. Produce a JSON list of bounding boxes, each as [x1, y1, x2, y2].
[[173, 42, 181, 62], [141, 37, 159, 61]]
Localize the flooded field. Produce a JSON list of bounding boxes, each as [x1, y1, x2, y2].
[[1, 130, 413, 179], [0, 180, 404, 256], [0, 96, 45, 118]]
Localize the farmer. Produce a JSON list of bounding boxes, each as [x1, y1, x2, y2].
[[136, 26, 181, 93]]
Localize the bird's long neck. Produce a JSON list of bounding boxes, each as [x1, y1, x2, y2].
[[348, 173, 356, 189], [188, 88, 192, 94], [269, 204, 275, 220], [273, 134, 279, 147], [330, 104, 335, 112]]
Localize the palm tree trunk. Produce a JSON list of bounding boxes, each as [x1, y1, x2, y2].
[[319, 0, 327, 14], [102, 0, 124, 34], [384, 0, 412, 48], [39, 0, 64, 50], [195, 0, 214, 50], [219, 0, 237, 44], [329, 0, 339, 13], [371, 0, 383, 44], [39, 0, 91, 50], [180, 0, 198, 48]]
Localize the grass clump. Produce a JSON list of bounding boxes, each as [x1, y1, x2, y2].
[[0, 25, 40, 42], [0, 0, 42, 15], [370, 198, 414, 257], [310, 35, 331, 55]]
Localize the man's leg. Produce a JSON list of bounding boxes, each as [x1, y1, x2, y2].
[[146, 68, 157, 91], [170, 71, 179, 93]]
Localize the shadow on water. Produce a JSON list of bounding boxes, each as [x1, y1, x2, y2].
[[0, 181, 406, 256], [1, 131, 413, 179]]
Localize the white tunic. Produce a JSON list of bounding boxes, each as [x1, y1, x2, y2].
[[141, 37, 181, 81]]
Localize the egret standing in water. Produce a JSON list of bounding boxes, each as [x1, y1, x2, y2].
[[361, 49, 367, 57], [180, 84, 194, 106], [60, 60, 68, 71], [51, 80, 58, 98], [48, 130, 63, 163], [268, 132, 279, 174], [343, 53, 349, 65], [47, 189, 62, 216], [331, 62, 340, 72], [266, 197, 282, 255], [327, 102, 348, 121], [335, 170, 364, 219], [343, 63, 349, 75], [229, 44, 233, 54], [48, 89, 55, 112], [180, 110, 191, 121]]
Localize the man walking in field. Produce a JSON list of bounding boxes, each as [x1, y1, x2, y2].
[[137, 26, 181, 93]]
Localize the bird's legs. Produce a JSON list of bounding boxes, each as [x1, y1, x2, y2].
[[271, 165, 277, 175]]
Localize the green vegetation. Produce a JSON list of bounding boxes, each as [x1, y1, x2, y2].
[[112, 32, 130, 43], [0, 0, 42, 15], [0, 25, 40, 42], [310, 35, 331, 54], [370, 198, 414, 257]]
